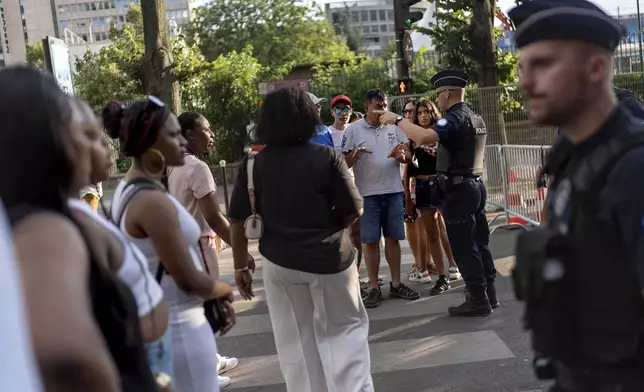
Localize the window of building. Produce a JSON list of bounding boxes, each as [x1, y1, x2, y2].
[[363, 26, 369, 34], [351, 11, 359, 22], [388, 10, 394, 20], [379, 10, 386, 20], [82, 34, 88, 41], [370, 25, 378, 33], [361, 10, 368, 21], [389, 24, 395, 32], [380, 24, 387, 32], [370, 10, 377, 21]]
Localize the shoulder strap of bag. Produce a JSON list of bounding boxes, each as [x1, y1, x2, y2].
[[112, 178, 164, 227], [247, 152, 258, 215]]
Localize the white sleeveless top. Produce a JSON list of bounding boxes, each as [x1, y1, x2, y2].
[[110, 181, 205, 319], [68, 198, 163, 317], [0, 201, 43, 392]]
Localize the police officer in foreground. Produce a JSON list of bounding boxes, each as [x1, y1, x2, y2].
[[376, 70, 497, 317], [509, 0, 644, 390]]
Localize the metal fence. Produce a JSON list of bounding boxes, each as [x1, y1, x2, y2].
[[484, 144, 551, 230]]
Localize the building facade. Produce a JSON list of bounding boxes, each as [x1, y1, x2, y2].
[[0, 0, 28, 66], [325, 0, 433, 58]]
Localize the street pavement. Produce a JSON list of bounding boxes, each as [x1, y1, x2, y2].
[[215, 227, 552, 392], [101, 182, 549, 391]]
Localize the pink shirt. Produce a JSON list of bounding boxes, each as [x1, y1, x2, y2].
[[167, 154, 217, 238]]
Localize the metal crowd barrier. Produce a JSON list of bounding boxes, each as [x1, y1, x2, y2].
[[483, 144, 551, 233]]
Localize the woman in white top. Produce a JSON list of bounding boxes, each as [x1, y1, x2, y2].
[[0, 201, 43, 392], [104, 97, 235, 392], [64, 98, 174, 383]]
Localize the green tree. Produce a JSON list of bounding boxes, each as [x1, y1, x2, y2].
[[182, 47, 264, 162], [74, 5, 204, 109], [26, 41, 46, 70], [416, 0, 518, 144], [141, 0, 181, 113], [188, 0, 353, 73]]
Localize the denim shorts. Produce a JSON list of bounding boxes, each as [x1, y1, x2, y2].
[[415, 178, 444, 209], [359, 192, 406, 244], [145, 325, 174, 383]]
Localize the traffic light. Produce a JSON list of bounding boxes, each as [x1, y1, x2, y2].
[[398, 78, 413, 95], [394, 0, 424, 31]]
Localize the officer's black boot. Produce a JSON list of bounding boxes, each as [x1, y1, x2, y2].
[[448, 284, 492, 317], [487, 281, 500, 309]]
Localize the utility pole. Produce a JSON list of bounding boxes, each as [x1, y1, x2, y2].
[[393, 0, 423, 80]]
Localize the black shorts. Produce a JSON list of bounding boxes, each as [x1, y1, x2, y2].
[[415, 178, 443, 209]]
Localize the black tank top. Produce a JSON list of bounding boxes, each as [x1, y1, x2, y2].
[[407, 144, 438, 177], [7, 205, 157, 392]]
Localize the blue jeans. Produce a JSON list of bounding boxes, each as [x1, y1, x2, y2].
[[145, 325, 174, 383], [359, 192, 406, 244]]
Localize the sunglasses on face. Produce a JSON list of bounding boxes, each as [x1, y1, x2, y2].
[[333, 107, 351, 115], [403, 109, 414, 114]]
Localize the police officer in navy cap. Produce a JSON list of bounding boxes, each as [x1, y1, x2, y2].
[[509, 0, 644, 390], [375, 70, 496, 317]]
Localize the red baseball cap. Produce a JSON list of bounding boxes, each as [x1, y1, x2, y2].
[[330, 95, 352, 107]]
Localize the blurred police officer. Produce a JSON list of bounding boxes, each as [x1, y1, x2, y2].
[[509, 0, 644, 390], [376, 71, 497, 317]]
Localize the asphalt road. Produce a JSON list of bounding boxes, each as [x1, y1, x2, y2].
[[215, 226, 552, 392]]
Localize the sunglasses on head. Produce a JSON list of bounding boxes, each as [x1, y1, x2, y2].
[[333, 107, 351, 115]]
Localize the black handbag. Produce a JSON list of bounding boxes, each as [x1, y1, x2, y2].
[[155, 243, 230, 334]]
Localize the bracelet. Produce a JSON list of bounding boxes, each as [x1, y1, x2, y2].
[[235, 267, 249, 272]]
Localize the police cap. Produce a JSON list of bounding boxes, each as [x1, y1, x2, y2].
[[429, 70, 470, 90], [508, 0, 626, 51]]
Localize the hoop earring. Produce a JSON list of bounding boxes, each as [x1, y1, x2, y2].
[[141, 149, 166, 177]]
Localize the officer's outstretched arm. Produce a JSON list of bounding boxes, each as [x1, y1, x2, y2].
[[396, 118, 440, 146]]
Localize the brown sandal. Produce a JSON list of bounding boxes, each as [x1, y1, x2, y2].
[[427, 264, 440, 275]]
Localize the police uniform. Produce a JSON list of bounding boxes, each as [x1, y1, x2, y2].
[[509, 1, 644, 391], [429, 70, 497, 317]]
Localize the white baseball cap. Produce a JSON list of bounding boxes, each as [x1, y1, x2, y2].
[[306, 92, 327, 105]]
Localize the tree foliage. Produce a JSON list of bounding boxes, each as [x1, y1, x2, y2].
[[26, 42, 46, 70], [188, 0, 353, 74], [183, 47, 264, 162], [416, 0, 518, 85], [74, 6, 204, 109]]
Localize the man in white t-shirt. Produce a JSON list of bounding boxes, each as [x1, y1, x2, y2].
[[341, 89, 420, 308]]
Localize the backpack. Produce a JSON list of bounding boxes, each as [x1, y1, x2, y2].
[[614, 87, 644, 120]]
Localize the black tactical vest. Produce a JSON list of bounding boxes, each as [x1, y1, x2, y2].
[[542, 115, 644, 366], [436, 104, 487, 176]]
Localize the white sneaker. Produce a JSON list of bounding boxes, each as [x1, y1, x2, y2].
[[218, 355, 239, 374], [219, 376, 231, 388], [409, 270, 432, 283], [449, 267, 461, 280], [407, 265, 419, 277]]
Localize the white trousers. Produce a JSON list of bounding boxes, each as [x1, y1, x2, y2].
[[263, 259, 374, 392], [171, 307, 219, 392]]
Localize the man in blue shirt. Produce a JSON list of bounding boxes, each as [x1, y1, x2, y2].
[[307, 92, 334, 147]]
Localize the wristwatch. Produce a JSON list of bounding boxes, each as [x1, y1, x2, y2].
[[395, 115, 404, 126]]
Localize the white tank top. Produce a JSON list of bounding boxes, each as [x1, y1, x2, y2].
[[68, 198, 163, 317], [0, 201, 43, 392], [111, 181, 205, 318]]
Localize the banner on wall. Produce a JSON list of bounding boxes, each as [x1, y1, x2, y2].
[[42, 36, 75, 96], [0, 1, 11, 55]]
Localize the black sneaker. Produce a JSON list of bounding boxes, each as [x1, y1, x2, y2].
[[360, 285, 370, 300], [430, 275, 450, 296], [389, 282, 420, 300], [363, 287, 382, 308]]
